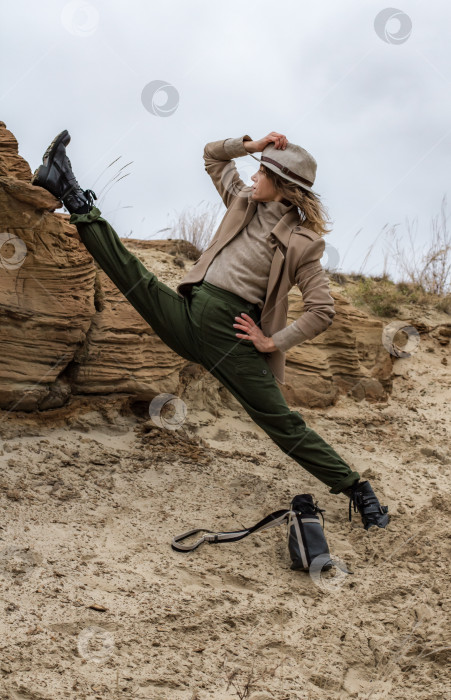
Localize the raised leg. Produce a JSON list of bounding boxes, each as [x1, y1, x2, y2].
[[70, 206, 199, 364]]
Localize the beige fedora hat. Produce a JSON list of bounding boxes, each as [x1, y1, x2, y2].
[[249, 141, 317, 193]]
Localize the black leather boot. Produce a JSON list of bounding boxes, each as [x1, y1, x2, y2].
[[342, 480, 390, 530], [31, 129, 97, 214]]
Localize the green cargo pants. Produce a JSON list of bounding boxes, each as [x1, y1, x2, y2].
[[70, 205, 360, 494]]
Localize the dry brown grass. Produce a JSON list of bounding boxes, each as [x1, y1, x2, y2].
[[336, 195, 451, 316], [345, 276, 433, 317], [386, 194, 451, 296], [165, 200, 224, 257]]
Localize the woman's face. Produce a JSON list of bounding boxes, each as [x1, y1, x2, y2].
[[250, 165, 284, 203]]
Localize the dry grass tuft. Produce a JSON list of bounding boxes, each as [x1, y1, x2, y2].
[[165, 200, 224, 258]]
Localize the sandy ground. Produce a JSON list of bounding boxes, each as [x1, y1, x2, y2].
[[0, 322, 450, 700]]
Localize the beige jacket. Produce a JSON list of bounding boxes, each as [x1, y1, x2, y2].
[[176, 134, 336, 386]]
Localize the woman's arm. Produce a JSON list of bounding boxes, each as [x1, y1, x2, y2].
[[203, 135, 253, 208], [203, 132, 288, 209], [271, 242, 336, 352]]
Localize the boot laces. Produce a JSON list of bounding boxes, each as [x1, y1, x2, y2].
[[348, 488, 382, 522], [83, 189, 98, 206], [60, 155, 97, 203]]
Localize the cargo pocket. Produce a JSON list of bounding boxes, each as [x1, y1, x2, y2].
[[233, 353, 273, 378]]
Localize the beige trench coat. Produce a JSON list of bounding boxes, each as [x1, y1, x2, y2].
[[176, 135, 336, 386]]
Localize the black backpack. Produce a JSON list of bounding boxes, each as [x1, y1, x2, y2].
[[172, 493, 332, 573], [287, 494, 332, 571]]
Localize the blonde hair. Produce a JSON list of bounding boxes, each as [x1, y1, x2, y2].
[[261, 164, 333, 237]]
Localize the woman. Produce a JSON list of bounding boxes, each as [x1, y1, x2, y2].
[[31, 129, 389, 531]]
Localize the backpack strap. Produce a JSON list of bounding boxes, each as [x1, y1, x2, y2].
[[171, 509, 290, 552]]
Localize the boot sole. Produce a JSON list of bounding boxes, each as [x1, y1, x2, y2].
[[365, 510, 390, 530], [31, 130, 71, 190]]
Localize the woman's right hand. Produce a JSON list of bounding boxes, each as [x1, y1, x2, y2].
[[244, 132, 288, 154]]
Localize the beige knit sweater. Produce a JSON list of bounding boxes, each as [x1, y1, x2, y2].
[[203, 179, 309, 352]]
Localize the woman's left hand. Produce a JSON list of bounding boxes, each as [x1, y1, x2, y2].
[[233, 313, 277, 353]]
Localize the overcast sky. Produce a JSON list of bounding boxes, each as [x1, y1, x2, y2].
[[1, 0, 450, 281]]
